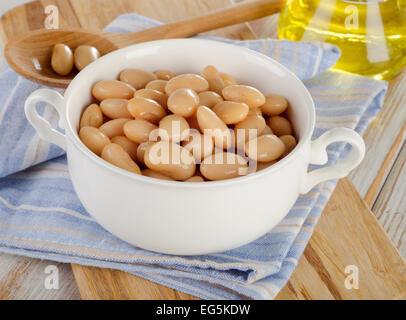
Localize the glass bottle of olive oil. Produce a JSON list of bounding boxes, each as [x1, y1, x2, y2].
[[278, 0, 406, 80]]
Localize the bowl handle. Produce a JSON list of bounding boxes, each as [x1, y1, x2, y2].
[[301, 127, 365, 194], [25, 89, 67, 151]]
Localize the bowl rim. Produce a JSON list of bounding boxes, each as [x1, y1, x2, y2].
[[63, 38, 316, 188]]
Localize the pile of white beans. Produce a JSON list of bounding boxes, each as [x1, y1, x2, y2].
[[78, 66, 297, 182], [51, 44, 101, 75]]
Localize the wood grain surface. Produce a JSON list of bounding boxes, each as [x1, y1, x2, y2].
[[0, 0, 405, 300], [0, 253, 80, 300], [373, 142, 406, 255]]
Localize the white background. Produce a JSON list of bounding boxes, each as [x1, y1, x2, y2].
[[0, 0, 32, 16]]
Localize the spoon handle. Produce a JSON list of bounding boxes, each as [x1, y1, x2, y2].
[[106, 0, 284, 47]]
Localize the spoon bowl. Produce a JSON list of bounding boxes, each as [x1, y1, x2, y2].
[[5, 29, 118, 88]]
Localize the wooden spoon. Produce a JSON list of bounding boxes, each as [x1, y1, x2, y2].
[[4, 0, 283, 88]]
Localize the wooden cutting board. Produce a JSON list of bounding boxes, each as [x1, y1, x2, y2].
[[1, 0, 405, 300]]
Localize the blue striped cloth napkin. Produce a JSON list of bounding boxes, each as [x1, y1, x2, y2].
[[0, 14, 387, 299]]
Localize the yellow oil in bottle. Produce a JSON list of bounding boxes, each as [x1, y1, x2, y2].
[[278, 0, 406, 80]]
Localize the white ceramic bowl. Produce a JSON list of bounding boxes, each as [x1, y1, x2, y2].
[[25, 39, 365, 255]]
